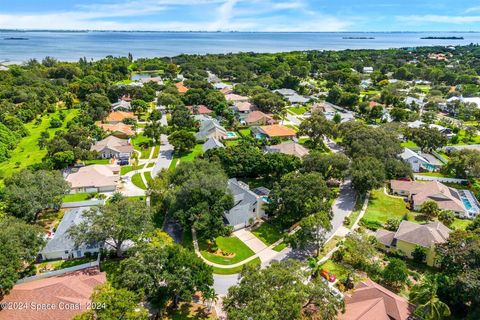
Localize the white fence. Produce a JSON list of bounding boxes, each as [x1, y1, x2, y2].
[[17, 256, 100, 284]]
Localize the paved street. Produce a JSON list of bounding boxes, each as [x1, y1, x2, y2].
[[325, 179, 356, 241], [151, 134, 173, 177]]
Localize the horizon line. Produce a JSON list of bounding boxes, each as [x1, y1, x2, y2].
[[1, 29, 479, 33]]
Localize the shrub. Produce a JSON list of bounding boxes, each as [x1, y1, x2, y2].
[[412, 245, 427, 263], [384, 218, 401, 231], [359, 218, 383, 230], [49, 117, 62, 128], [343, 216, 351, 226]]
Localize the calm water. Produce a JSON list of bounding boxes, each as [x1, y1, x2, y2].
[[1, 31, 479, 63]]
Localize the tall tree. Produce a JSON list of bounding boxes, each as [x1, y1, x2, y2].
[[298, 112, 334, 149], [267, 172, 330, 228], [0, 217, 45, 298], [68, 198, 153, 257], [350, 156, 385, 194], [410, 275, 451, 320], [117, 244, 213, 310], [168, 130, 196, 153], [4, 169, 70, 222], [301, 152, 350, 181], [420, 201, 440, 221], [224, 260, 344, 320]]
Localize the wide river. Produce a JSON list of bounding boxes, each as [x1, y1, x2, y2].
[[1, 31, 479, 63]]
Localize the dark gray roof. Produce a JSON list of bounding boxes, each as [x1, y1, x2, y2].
[[202, 137, 225, 153], [224, 179, 259, 227]]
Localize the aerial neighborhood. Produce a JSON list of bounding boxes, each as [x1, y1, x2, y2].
[[2, 44, 480, 320]]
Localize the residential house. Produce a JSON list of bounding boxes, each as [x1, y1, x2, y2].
[[255, 124, 297, 139], [111, 99, 131, 111], [195, 117, 228, 141], [96, 122, 136, 138], [187, 105, 214, 115], [234, 101, 254, 114], [175, 81, 188, 94], [90, 136, 133, 159], [390, 180, 468, 216], [225, 93, 249, 103], [404, 96, 425, 108], [339, 278, 415, 320], [105, 111, 138, 124], [407, 120, 454, 137], [362, 66, 374, 74], [428, 53, 448, 60], [311, 101, 355, 123], [273, 88, 310, 105], [66, 164, 120, 194], [266, 141, 309, 158], [220, 86, 234, 95], [207, 71, 221, 83], [40, 207, 101, 260], [224, 178, 270, 230], [214, 82, 232, 91], [399, 148, 442, 172], [202, 137, 225, 153], [376, 220, 451, 266], [0, 268, 106, 320], [243, 110, 275, 126], [140, 76, 163, 85]]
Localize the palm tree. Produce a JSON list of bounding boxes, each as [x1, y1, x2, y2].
[[202, 287, 218, 313], [409, 275, 450, 320]]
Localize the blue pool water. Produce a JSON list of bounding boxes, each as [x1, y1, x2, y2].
[[226, 132, 237, 138], [461, 196, 473, 211]]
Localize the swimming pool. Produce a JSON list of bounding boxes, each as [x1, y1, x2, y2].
[[226, 131, 237, 138]]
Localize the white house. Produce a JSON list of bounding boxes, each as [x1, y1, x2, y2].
[[399, 148, 441, 172], [40, 207, 101, 260], [224, 179, 270, 230], [363, 66, 374, 74]]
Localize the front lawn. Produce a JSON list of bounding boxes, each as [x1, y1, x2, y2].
[[169, 157, 179, 171], [63, 193, 91, 203], [252, 222, 284, 246], [451, 218, 471, 230], [289, 106, 307, 115], [320, 260, 351, 282], [212, 257, 261, 275], [144, 171, 153, 186], [120, 165, 143, 175], [84, 159, 111, 165], [132, 173, 147, 190], [401, 140, 418, 148], [199, 236, 255, 265], [362, 188, 410, 228], [179, 144, 203, 162]]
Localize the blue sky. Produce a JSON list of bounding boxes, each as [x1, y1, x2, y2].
[[1, 0, 480, 32]]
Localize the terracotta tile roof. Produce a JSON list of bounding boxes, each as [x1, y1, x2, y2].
[[186, 105, 213, 115], [105, 111, 137, 123], [96, 122, 136, 137], [339, 279, 415, 320], [66, 164, 120, 189], [245, 111, 274, 124], [175, 81, 188, 94], [0, 267, 106, 320], [259, 124, 296, 138]]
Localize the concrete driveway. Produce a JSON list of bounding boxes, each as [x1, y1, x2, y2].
[[233, 229, 278, 263]]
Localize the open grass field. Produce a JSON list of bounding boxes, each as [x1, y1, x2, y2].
[[0, 108, 79, 179], [132, 172, 147, 190], [212, 257, 261, 275], [362, 188, 410, 226], [199, 236, 255, 265]]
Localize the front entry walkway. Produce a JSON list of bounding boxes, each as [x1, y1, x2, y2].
[[232, 229, 278, 263]]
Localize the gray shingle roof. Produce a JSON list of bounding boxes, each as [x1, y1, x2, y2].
[[202, 137, 225, 153], [377, 220, 452, 248]]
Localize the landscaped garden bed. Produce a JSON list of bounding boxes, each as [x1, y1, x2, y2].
[[199, 236, 255, 265]]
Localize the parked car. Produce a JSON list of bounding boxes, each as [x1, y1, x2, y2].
[[320, 269, 336, 283], [117, 158, 129, 166]]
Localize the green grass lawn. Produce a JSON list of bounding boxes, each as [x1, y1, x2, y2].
[[401, 140, 418, 148], [416, 172, 454, 178], [152, 145, 160, 158], [224, 140, 239, 147], [120, 165, 143, 175], [289, 106, 307, 115], [320, 260, 351, 282], [131, 133, 152, 159], [212, 257, 261, 275], [346, 195, 364, 228], [0, 108, 79, 179], [63, 193, 91, 203], [451, 218, 471, 230], [362, 188, 410, 226], [319, 236, 343, 257], [132, 173, 147, 190], [252, 222, 284, 246], [169, 157, 179, 171], [146, 162, 155, 168], [238, 128, 252, 138], [84, 159, 111, 165], [450, 130, 480, 145], [166, 302, 217, 320], [199, 236, 255, 265], [144, 171, 153, 186], [178, 144, 203, 162]]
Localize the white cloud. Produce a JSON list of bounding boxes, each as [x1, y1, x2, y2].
[[465, 6, 480, 13], [396, 14, 480, 24], [0, 0, 350, 32]]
